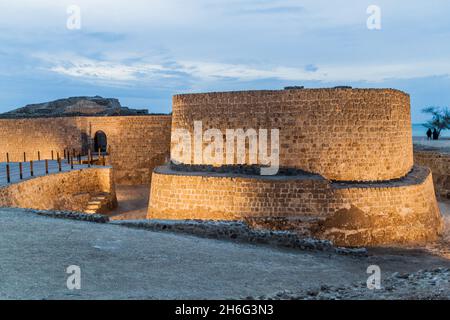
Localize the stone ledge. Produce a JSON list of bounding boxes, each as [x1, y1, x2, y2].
[[160, 164, 431, 187], [156, 164, 324, 181]]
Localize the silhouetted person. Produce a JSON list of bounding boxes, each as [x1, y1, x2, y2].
[[426, 128, 432, 140], [433, 129, 439, 140]]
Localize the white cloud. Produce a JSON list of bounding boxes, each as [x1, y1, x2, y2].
[[37, 52, 450, 85], [180, 60, 450, 82]]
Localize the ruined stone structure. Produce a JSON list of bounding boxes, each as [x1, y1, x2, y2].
[[414, 147, 450, 200], [0, 89, 444, 246], [149, 88, 443, 246], [0, 167, 116, 213], [0, 115, 171, 185]]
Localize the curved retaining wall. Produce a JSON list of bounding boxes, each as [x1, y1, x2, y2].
[[172, 89, 413, 181], [148, 165, 443, 246], [0, 167, 116, 212]]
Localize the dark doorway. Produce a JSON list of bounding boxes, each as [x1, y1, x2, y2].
[[94, 131, 107, 153]]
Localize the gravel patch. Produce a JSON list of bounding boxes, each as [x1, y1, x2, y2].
[[255, 268, 450, 300]]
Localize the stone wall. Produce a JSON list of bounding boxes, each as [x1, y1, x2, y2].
[[149, 166, 331, 220], [0, 118, 84, 161], [0, 167, 116, 212], [79, 116, 171, 185], [172, 89, 413, 181], [414, 149, 450, 200], [318, 167, 443, 246], [148, 165, 443, 246], [0, 116, 172, 185]]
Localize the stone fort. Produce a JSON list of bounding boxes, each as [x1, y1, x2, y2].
[[0, 88, 446, 246]]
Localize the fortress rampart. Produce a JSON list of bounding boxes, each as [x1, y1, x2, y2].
[[149, 88, 443, 246], [172, 89, 413, 181], [0, 115, 171, 185], [149, 165, 442, 246], [0, 88, 443, 246]]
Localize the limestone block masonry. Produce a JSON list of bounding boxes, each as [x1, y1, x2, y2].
[[172, 89, 413, 181], [0, 115, 172, 185], [149, 88, 443, 247], [0, 167, 116, 213], [414, 148, 450, 199], [148, 166, 443, 246]]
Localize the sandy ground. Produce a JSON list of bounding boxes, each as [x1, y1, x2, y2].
[[0, 207, 449, 300], [108, 185, 150, 220]]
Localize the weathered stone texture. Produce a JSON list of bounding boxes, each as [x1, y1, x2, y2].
[[0, 117, 84, 161], [317, 166, 443, 246], [0, 167, 116, 212], [414, 149, 450, 199], [172, 89, 413, 182], [78, 116, 171, 185], [0, 115, 171, 185], [148, 166, 443, 246]]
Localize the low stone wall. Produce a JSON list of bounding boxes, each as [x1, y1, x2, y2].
[[414, 148, 450, 199], [148, 166, 443, 246], [0, 167, 116, 212]]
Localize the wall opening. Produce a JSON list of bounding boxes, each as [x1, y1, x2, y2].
[[94, 131, 108, 153]]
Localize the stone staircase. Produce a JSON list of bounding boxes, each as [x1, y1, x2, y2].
[[84, 193, 110, 214]]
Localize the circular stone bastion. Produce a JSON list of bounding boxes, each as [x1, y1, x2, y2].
[[148, 88, 443, 246]]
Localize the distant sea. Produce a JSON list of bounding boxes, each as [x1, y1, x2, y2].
[[412, 124, 450, 138]]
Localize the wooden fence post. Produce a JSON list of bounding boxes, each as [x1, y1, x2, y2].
[[6, 164, 10, 183], [30, 160, 34, 177], [45, 159, 49, 175], [19, 162, 23, 180]]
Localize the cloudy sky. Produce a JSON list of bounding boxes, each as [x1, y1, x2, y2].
[[0, 0, 449, 122]]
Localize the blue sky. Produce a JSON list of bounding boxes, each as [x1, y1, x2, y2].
[[1, 0, 450, 122]]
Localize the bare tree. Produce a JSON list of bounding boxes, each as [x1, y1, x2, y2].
[[422, 106, 450, 140]]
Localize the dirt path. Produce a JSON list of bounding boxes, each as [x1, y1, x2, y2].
[[108, 185, 149, 220]]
